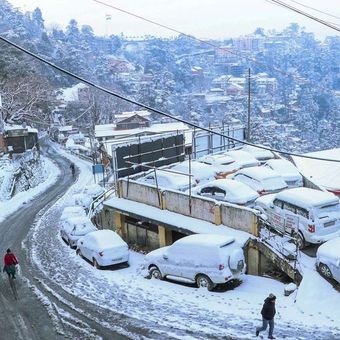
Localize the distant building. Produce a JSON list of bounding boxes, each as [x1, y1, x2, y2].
[[4, 124, 38, 154]]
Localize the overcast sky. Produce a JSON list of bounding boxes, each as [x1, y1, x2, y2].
[[8, 0, 340, 40]]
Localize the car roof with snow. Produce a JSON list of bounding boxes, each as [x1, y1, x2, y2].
[[173, 234, 235, 248], [276, 187, 339, 209], [83, 184, 105, 196], [224, 150, 259, 162], [317, 237, 340, 260], [265, 159, 300, 174], [240, 145, 274, 160], [199, 154, 235, 165], [64, 215, 93, 225], [198, 179, 258, 195], [62, 206, 85, 213], [171, 161, 216, 179], [235, 166, 281, 180], [84, 230, 127, 249]]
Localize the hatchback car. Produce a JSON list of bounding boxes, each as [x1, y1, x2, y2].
[[60, 206, 86, 222], [60, 216, 97, 248], [222, 150, 260, 169], [76, 230, 129, 268], [193, 179, 259, 206], [240, 144, 275, 162], [316, 237, 340, 283], [198, 154, 239, 178], [232, 167, 287, 195], [264, 159, 303, 188], [144, 234, 245, 291]]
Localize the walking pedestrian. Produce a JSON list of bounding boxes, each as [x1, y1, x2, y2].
[[256, 293, 276, 339], [3, 249, 19, 279]]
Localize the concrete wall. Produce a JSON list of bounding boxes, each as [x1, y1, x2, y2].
[[126, 223, 159, 250], [163, 190, 218, 224], [220, 204, 258, 235], [119, 179, 162, 208]]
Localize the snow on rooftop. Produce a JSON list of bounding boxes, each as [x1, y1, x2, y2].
[[104, 197, 251, 246], [293, 148, 340, 191], [57, 83, 88, 102]]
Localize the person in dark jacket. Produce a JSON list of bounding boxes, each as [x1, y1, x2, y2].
[[256, 293, 276, 339]]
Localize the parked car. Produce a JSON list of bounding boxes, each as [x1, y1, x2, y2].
[[171, 160, 217, 184], [73, 193, 93, 212], [60, 216, 97, 248], [60, 206, 86, 222], [264, 159, 303, 188], [83, 184, 105, 199], [240, 144, 275, 162], [255, 187, 340, 249], [198, 154, 239, 178], [76, 230, 129, 268], [144, 234, 245, 291], [192, 179, 259, 206], [316, 237, 340, 283], [138, 170, 193, 191], [232, 167, 287, 195], [222, 150, 260, 169]]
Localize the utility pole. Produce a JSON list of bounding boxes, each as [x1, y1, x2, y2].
[[247, 68, 251, 142]]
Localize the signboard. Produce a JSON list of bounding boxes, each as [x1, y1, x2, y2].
[[285, 214, 299, 234], [92, 164, 104, 174]]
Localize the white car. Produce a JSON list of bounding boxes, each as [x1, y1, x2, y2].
[[73, 193, 93, 212], [316, 237, 340, 283], [232, 167, 287, 195], [76, 230, 129, 268], [138, 170, 193, 191], [171, 160, 217, 185], [145, 234, 245, 291], [223, 150, 260, 169], [60, 206, 86, 222], [83, 184, 105, 199], [255, 188, 340, 248], [60, 216, 97, 248], [264, 159, 303, 188], [193, 179, 259, 206], [198, 154, 239, 177], [240, 144, 275, 162]]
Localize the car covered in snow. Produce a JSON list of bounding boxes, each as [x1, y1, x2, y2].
[[76, 229, 129, 268], [240, 144, 275, 162], [232, 167, 287, 195], [60, 206, 86, 222], [145, 234, 245, 291], [255, 187, 340, 249], [83, 184, 105, 199], [192, 179, 259, 206], [222, 150, 260, 169], [170, 160, 217, 185], [316, 237, 340, 283], [60, 216, 97, 248], [73, 193, 93, 212], [138, 170, 194, 191], [198, 154, 240, 178], [264, 159, 303, 188]]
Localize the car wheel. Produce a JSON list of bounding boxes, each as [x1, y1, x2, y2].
[[76, 249, 82, 257], [93, 258, 100, 269], [319, 263, 333, 279], [149, 266, 162, 280], [293, 232, 305, 249], [196, 274, 214, 291]]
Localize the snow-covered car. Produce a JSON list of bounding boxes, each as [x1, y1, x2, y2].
[[232, 167, 287, 195], [222, 150, 260, 169], [264, 159, 303, 188], [138, 170, 193, 191], [316, 237, 340, 283], [170, 160, 217, 185], [60, 216, 97, 248], [240, 144, 275, 162], [73, 193, 93, 212], [198, 154, 239, 178], [145, 234, 245, 291], [83, 184, 105, 199], [60, 206, 86, 222], [255, 188, 340, 249], [192, 179, 259, 206], [76, 229, 129, 268]]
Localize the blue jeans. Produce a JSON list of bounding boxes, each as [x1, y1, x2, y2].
[[256, 317, 274, 337]]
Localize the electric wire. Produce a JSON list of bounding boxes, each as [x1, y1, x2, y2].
[[0, 34, 339, 163]]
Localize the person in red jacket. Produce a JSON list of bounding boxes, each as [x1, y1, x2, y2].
[[3, 249, 19, 279]]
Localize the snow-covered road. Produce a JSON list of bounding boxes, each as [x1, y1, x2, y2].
[[23, 143, 340, 339]]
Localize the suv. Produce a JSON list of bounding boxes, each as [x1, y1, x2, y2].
[[144, 234, 245, 291], [255, 187, 340, 248]]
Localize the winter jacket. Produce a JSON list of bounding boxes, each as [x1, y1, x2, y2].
[[261, 297, 276, 320], [4, 253, 18, 267]]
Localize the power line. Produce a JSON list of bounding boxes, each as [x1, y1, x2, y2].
[[266, 0, 340, 33], [0, 34, 339, 163], [286, 0, 340, 22]]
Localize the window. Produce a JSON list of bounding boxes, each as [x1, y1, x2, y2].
[[283, 202, 296, 213], [296, 207, 308, 219], [273, 199, 283, 209], [201, 187, 215, 194]]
